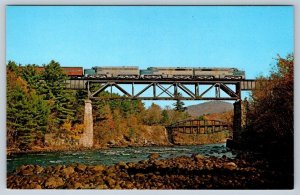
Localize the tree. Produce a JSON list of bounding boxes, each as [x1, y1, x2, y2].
[[173, 93, 186, 112], [7, 69, 50, 150], [42, 60, 75, 127], [243, 54, 293, 152], [21, 64, 42, 91], [7, 61, 20, 73], [197, 115, 205, 121], [143, 103, 162, 125], [161, 110, 170, 125]]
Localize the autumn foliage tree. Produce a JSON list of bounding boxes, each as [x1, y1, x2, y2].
[[243, 54, 293, 152], [7, 62, 50, 150]]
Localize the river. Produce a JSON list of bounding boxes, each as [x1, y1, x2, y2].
[[7, 143, 236, 173]]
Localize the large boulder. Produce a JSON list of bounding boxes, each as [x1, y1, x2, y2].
[[75, 164, 87, 172], [91, 165, 105, 173], [34, 165, 44, 174], [62, 166, 75, 178], [223, 162, 238, 170], [192, 154, 205, 161], [45, 177, 65, 189], [73, 182, 84, 189], [148, 153, 160, 160], [17, 165, 35, 176]]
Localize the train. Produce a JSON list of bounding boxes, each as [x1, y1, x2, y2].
[[88, 66, 245, 80], [30, 66, 245, 80]]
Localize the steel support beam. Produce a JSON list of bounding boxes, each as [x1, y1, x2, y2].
[[87, 80, 242, 100]]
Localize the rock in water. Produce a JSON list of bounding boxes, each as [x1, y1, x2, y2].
[[45, 177, 64, 189], [192, 154, 205, 161], [20, 169, 34, 176], [34, 165, 44, 174], [18, 165, 35, 176], [117, 161, 128, 169], [223, 162, 238, 170], [148, 153, 160, 160]]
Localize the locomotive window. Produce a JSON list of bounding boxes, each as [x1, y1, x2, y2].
[[201, 69, 212, 71]]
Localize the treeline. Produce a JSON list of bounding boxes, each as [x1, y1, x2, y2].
[[93, 100, 190, 147], [6, 61, 190, 151], [7, 60, 85, 150], [240, 54, 294, 156]]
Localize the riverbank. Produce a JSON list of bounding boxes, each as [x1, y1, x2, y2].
[[7, 138, 228, 156], [7, 152, 293, 189], [7, 142, 174, 155]]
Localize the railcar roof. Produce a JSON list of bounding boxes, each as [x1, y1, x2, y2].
[[193, 67, 236, 70], [147, 67, 193, 69], [93, 66, 139, 69], [148, 67, 238, 70]]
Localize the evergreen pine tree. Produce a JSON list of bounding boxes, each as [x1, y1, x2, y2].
[[7, 69, 50, 150], [21, 64, 44, 93], [173, 93, 186, 112], [42, 60, 75, 127]]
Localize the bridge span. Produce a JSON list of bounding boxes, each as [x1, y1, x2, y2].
[[166, 119, 231, 144], [67, 78, 255, 147], [166, 119, 230, 134], [65, 79, 259, 101]]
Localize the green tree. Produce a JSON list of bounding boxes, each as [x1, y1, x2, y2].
[[21, 64, 42, 90], [173, 93, 186, 112], [197, 115, 205, 120], [7, 61, 20, 73], [7, 69, 50, 150], [42, 60, 75, 127], [161, 110, 170, 125]]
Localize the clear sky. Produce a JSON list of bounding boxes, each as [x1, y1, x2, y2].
[[6, 6, 294, 108]]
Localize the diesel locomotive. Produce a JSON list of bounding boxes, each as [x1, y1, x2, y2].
[[85, 66, 245, 80], [29, 66, 245, 80]]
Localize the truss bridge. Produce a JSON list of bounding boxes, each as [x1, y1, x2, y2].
[[63, 78, 257, 147], [166, 119, 231, 134], [65, 79, 259, 101]]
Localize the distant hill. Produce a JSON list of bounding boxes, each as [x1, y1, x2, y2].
[[186, 101, 233, 117]]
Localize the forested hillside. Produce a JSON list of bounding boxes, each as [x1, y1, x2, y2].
[[6, 61, 191, 152], [186, 101, 233, 117]]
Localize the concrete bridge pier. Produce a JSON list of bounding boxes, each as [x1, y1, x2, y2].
[[79, 99, 93, 148], [233, 100, 242, 141]]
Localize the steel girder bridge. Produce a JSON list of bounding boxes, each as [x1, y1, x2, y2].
[[65, 79, 258, 101], [64, 78, 259, 147]]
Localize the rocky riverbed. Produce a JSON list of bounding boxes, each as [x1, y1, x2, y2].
[[7, 153, 293, 189]]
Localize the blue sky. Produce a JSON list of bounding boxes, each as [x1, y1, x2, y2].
[[6, 6, 294, 108]]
